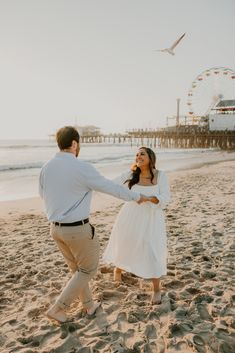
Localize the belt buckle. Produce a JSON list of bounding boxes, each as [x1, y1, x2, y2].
[[81, 219, 85, 225]]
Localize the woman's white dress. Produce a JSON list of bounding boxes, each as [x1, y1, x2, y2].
[[103, 170, 170, 279]]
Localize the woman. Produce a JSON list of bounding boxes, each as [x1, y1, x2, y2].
[[103, 147, 170, 304]]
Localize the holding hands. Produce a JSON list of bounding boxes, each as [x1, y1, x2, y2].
[[137, 195, 159, 205]]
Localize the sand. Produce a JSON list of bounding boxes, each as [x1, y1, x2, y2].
[[0, 160, 235, 353]]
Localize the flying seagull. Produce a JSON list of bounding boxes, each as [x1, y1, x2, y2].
[[155, 33, 186, 55]]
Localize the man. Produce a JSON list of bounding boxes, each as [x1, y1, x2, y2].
[[39, 126, 147, 323]]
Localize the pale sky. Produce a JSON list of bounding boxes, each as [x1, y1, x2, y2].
[[0, 0, 234, 139]]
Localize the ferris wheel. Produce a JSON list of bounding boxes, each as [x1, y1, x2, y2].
[[187, 67, 235, 118]]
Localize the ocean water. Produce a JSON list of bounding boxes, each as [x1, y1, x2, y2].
[[0, 139, 228, 201]]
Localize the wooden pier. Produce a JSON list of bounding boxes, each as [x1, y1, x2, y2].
[[80, 129, 235, 150]]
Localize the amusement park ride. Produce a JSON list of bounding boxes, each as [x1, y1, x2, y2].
[[186, 66, 235, 126], [167, 66, 235, 130]]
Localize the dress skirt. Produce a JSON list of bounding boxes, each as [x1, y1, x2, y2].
[[103, 184, 167, 278]]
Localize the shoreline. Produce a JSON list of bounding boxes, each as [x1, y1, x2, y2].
[[0, 148, 235, 204], [1, 153, 235, 219]]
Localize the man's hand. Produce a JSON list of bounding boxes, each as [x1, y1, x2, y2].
[[137, 194, 150, 204]]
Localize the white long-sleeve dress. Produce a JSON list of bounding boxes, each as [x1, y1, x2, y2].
[[103, 170, 170, 279]]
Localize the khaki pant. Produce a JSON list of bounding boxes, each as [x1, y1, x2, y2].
[[50, 222, 100, 310]]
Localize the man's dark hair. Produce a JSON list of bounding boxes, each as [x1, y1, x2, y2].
[[56, 126, 80, 150]]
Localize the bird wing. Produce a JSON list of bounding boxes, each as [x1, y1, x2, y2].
[[154, 48, 174, 55], [170, 33, 186, 50]]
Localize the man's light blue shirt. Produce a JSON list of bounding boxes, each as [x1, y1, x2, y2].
[[39, 152, 140, 222]]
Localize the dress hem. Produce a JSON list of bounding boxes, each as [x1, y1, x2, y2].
[[102, 259, 167, 279]]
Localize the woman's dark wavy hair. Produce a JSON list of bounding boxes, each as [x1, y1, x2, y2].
[[125, 147, 156, 189]]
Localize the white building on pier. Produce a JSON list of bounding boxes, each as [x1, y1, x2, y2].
[[209, 99, 235, 131]]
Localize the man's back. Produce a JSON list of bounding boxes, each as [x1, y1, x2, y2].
[[39, 152, 93, 222]]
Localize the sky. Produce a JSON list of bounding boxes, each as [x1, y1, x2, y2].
[[0, 0, 234, 139]]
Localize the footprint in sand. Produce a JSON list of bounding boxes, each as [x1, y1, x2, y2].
[[192, 335, 206, 349], [167, 263, 176, 270], [59, 323, 83, 339], [27, 307, 43, 319], [102, 289, 124, 301], [167, 270, 175, 277], [122, 274, 139, 286], [219, 341, 235, 353], [127, 311, 140, 324], [201, 270, 217, 279], [117, 311, 128, 331], [144, 323, 157, 339], [172, 341, 190, 352], [91, 338, 110, 350], [168, 322, 193, 338], [166, 279, 182, 290], [157, 298, 172, 315], [116, 285, 128, 293], [193, 293, 214, 304], [185, 286, 201, 295], [18, 335, 40, 348], [174, 307, 188, 319], [196, 303, 212, 321], [104, 303, 121, 315], [147, 309, 160, 321], [110, 339, 126, 353], [99, 266, 113, 274], [201, 255, 211, 262], [136, 293, 149, 301], [214, 327, 231, 341], [167, 291, 177, 300]]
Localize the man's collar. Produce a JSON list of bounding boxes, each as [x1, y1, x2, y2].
[[56, 151, 76, 159]]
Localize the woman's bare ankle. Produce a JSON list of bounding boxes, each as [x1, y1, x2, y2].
[[114, 268, 122, 282]]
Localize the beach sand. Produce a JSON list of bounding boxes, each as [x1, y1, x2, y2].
[[0, 160, 235, 353]]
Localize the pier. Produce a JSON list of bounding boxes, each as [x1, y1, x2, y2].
[[80, 129, 235, 150]]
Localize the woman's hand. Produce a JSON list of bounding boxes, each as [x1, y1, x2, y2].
[[149, 196, 159, 204]]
